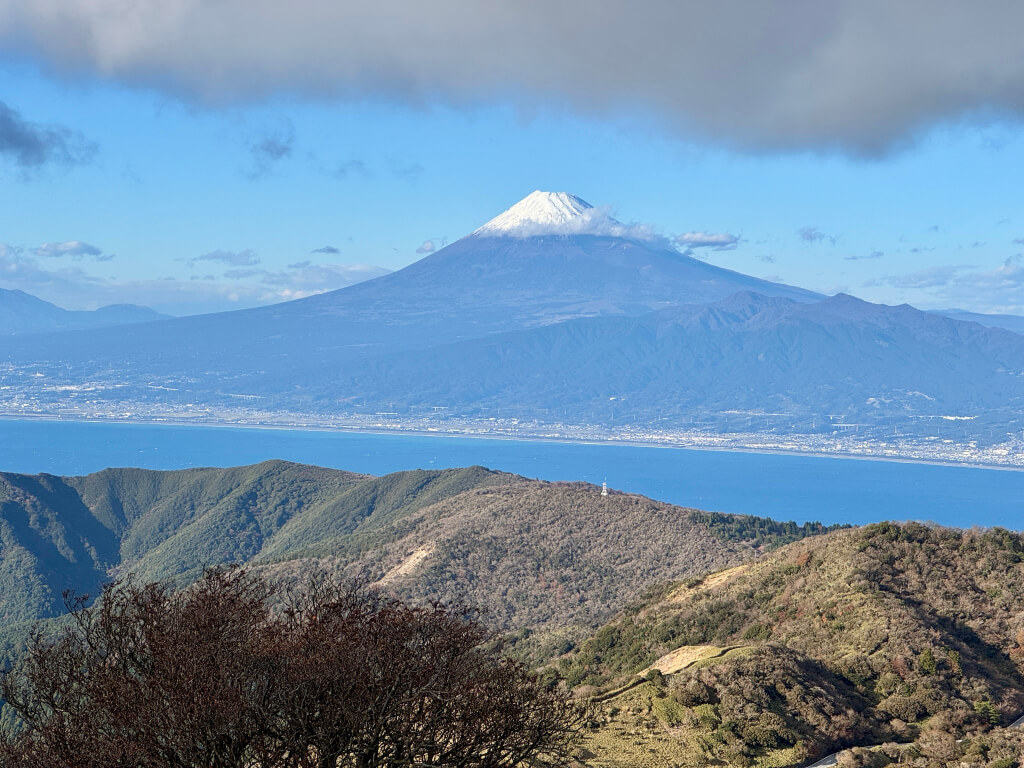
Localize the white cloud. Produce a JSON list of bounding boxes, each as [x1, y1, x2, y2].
[[497, 206, 664, 241], [33, 240, 108, 259], [879, 257, 1024, 314], [674, 231, 739, 251]]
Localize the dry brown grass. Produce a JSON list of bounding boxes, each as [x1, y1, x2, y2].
[[375, 544, 435, 585], [641, 645, 728, 675]]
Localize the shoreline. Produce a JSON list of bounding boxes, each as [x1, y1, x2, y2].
[[1, 412, 1021, 474]]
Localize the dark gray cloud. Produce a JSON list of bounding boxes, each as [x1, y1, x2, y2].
[[6, 2, 1024, 155], [311, 245, 339, 255], [0, 99, 96, 171], [248, 121, 295, 177], [191, 249, 261, 267]]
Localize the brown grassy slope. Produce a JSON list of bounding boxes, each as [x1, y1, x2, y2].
[[560, 523, 1024, 764], [261, 480, 779, 644]]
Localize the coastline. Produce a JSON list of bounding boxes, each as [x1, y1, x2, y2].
[[1, 411, 1021, 474]]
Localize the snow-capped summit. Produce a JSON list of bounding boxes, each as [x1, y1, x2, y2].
[[473, 191, 596, 236]]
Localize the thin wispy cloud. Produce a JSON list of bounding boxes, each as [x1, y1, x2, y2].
[[190, 249, 261, 267], [390, 161, 424, 180], [878, 264, 974, 290], [33, 240, 111, 260], [870, 258, 1024, 314], [845, 251, 884, 261], [797, 227, 836, 245], [332, 159, 370, 179], [311, 245, 340, 255]]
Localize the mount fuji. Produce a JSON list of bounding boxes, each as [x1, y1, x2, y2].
[[0, 191, 818, 374], [2, 190, 1023, 455]]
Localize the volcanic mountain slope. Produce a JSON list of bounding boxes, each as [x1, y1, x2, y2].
[[0, 192, 819, 397], [304, 291, 1024, 437], [560, 523, 1024, 767], [0, 459, 835, 660]]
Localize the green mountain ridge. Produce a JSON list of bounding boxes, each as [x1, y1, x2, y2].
[[0, 460, 833, 662]]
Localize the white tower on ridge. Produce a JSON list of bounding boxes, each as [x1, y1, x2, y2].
[[601, 479, 608, 496]]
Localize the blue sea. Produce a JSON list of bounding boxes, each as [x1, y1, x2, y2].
[[0, 418, 1020, 529]]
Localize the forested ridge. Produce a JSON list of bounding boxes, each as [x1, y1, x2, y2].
[[0, 460, 836, 664]]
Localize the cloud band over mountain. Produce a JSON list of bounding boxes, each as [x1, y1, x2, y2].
[[3, 2, 1024, 155]]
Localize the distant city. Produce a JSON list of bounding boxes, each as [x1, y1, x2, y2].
[[3, 392, 1020, 470]]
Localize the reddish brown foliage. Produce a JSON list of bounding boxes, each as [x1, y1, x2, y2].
[[1, 571, 583, 768]]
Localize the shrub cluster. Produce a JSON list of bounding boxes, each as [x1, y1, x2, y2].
[[0, 570, 583, 768]]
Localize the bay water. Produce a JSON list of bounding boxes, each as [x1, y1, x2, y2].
[[0, 418, 1020, 529]]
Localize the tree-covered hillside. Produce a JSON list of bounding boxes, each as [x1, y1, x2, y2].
[[0, 460, 837, 661]]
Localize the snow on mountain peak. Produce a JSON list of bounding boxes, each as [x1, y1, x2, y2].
[[473, 191, 598, 236], [466, 190, 664, 243]]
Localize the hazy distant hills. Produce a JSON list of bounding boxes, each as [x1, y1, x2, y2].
[[0, 288, 168, 335], [931, 307, 1024, 335], [0, 460, 833, 653]]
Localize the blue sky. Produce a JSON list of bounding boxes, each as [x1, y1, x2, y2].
[[2, 3, 1024, 316]]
